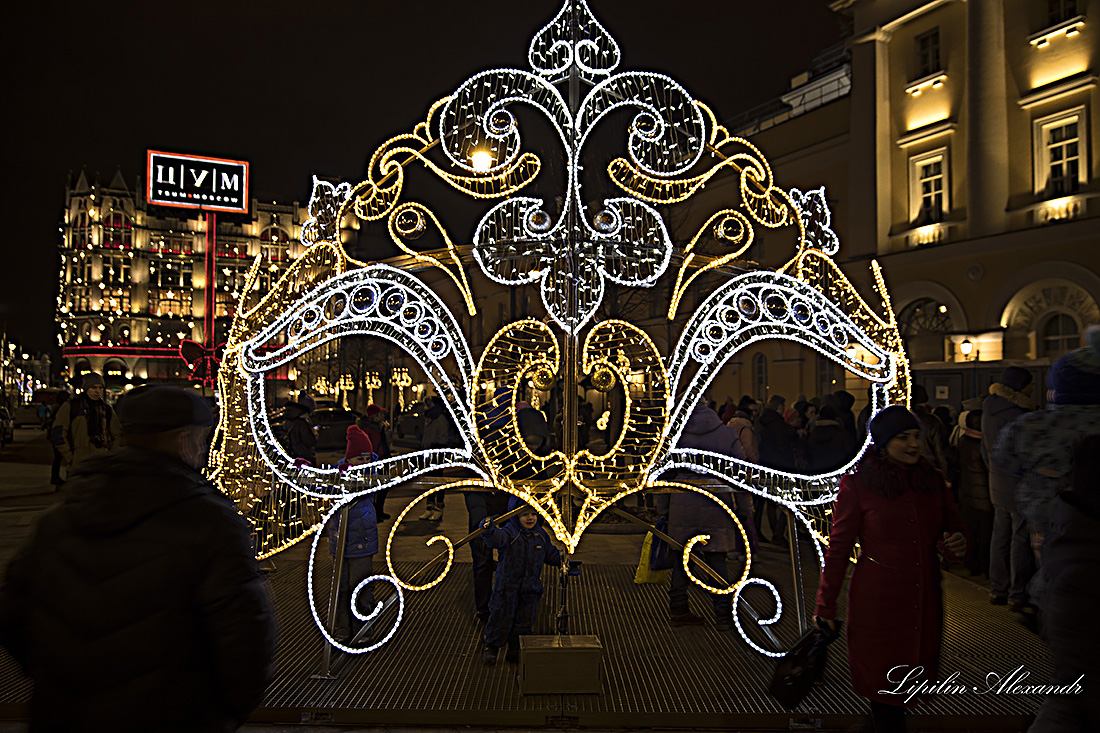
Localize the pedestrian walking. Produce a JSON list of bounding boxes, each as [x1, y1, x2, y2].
[[282, 393, 317, 465], [49, 372, 122, 471], [814, 405, 967, 733], [45, 391, 70, 486], [0, 384, 276, 732], [981, 367, 1036, 613], [955, 410, 992, 578]]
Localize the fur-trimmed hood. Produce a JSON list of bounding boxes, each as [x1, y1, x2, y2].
[[989, 382, 1035, 411]]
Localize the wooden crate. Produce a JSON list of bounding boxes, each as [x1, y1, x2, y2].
[[519, 635, 603, 695]]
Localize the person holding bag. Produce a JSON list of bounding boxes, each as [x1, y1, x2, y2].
[[814, 406, 967, 732]]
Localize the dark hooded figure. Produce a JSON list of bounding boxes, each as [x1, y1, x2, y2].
[[0, 385, 276, 732], [479, 497, 561, 665]]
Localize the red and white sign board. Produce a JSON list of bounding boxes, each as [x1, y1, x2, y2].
[[146, 150, 249, 213]]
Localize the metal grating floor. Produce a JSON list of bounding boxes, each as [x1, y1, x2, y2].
[[0, 541, 1050, 730]]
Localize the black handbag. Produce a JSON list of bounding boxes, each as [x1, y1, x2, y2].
[[767, 622, 841, 709]]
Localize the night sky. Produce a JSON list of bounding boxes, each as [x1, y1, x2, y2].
[[2, 0, 846, 357]]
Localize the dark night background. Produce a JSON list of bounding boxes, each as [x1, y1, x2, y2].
[[1, 0, 846, 358]]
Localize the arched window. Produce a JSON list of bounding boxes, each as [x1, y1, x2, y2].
[[752, 353, 768, 402], [1041, 313, 1079, 357], [72, 211, 93, 249], [898, 297, 953, 363], [260, 227, 290, 264], [102, 212, 132, 249]]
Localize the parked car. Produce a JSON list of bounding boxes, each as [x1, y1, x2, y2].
[[0, 407, 14, 445], [395, 401, 428, 441], [313, 408, 361, 452]]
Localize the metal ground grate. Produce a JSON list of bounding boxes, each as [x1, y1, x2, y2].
[[0, 542, 1049, 730]]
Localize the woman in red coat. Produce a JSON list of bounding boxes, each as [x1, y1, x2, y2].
[[814, 405, 967, 732]]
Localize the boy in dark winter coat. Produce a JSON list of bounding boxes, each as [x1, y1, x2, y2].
[[479, 499, 561, 665], [327, 425, 379, 644]]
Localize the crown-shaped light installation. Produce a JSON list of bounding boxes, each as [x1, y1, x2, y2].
[[210, 0, 910, 656]]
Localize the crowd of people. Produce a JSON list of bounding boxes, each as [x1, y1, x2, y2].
[[1, 323, 1095, 731]]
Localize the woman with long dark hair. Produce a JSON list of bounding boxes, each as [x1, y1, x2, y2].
[[814, 405, 967, 732]]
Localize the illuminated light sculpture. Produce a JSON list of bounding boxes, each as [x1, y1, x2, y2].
[[212, 0, 910, 656]]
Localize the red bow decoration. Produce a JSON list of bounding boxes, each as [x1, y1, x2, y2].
[[179, 339, 225, 388]]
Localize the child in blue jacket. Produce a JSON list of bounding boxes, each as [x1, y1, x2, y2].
[[327, 425, 378, 644], [480, 498, 561, 665]]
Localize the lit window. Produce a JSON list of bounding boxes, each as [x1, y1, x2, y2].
[[915, 29, 940, 78], [102, 212, 132, 249], [908, 148, 949, 226], [1033, 107, 1088, 197], [817, 352, 838, 400]]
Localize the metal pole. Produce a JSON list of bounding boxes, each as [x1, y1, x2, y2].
[[785, 507, 808, 635], [314, 502, 351, 679], [609, 504, 783, 649]]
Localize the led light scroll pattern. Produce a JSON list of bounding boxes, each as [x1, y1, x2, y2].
[[213, 0, 912, 656]]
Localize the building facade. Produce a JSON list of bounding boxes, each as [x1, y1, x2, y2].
[[56, 168, 322, 395], [694, 0, 1098, 411]]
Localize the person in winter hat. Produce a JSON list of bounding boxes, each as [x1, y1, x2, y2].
[[981, 366, 1036, 611], [0, 384, 276, 731], [49, 372, 122, 471], [479, 497, 562, 665], [326, 425, 379, 645], [996, 325, 1100, 614], [815, 405, 967, 733]]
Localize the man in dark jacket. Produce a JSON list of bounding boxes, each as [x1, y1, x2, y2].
[[981, 366, 1035, 611], [0, 385, 276, 732], [756, 395, 802, 547], [283, 393, 317, 465]]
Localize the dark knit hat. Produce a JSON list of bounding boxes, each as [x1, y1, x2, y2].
[[345, 425, 374, 460], [997, 366, 1033, 393], [289, 393, 316, 412], [117, 385, 216, 434], [1048, 325, 1100, 405], [82, 372, 104, 389], [869, 405, 921, 449]]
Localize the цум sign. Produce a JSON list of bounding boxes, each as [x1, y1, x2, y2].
[[146, 150, 249, 213]]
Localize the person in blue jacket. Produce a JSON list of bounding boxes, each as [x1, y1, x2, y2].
[[480, 497, 561, 665], [327, 425, 378, 644]]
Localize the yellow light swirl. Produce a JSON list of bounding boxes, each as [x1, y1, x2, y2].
[[667, 209, 754, 320], [386, 202, 478, 316], [656, 480, 750, 594]]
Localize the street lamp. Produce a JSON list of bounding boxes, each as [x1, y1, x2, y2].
[[960, 338, 973, 360]]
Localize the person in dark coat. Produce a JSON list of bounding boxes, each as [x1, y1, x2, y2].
[[833, 389, 858, 444], [1027, 434, 1100, 732], [50, 372, 123, 470], [361, 404, 392, 520], [955, 410, 992, 578], [911, 385, 952, 481], [465, 388, 515, 623], [807, 406, 856, 473], [327, 425, 379, 644], [756, 395, 802, 546], [815, 406, 967, 733], [480, 498, 561, 665], [283, 393, 317, 465], [0, 385, 276, 732], [981, 367, 1035, 611], [666, 398, 746, 629]]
